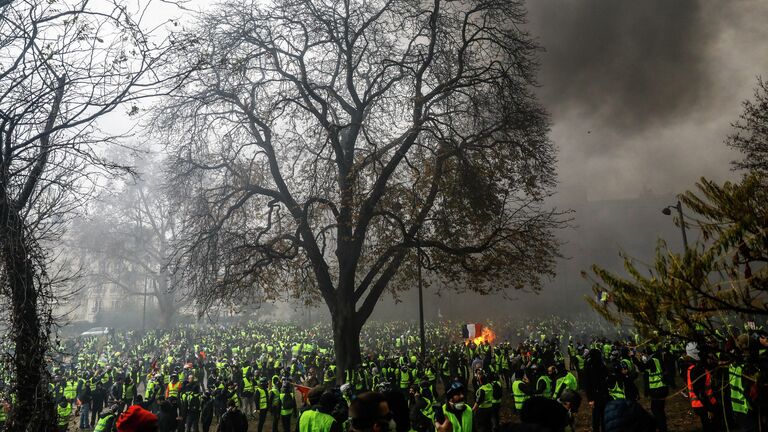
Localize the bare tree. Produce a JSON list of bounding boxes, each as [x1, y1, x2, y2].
[[72, 153, 190, 328], [0, 0, 173, 427], [158, 0, 561, 379]]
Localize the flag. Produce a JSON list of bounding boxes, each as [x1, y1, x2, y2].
[[295, 384, 312, 403], [462, 323, 483, 339]]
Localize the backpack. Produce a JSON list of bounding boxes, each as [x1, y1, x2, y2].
[[283, 393, 296, 409], [187, 394, 201, 412], [492, 382, 502, 400]]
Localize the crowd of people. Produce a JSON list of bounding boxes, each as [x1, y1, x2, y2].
[[1, 318, 766, 432]]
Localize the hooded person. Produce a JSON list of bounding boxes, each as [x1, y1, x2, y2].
[[218, 398, 249, 432], [603, 399, 655, 432], [517, 396, 570, 432], [117, 405, 158, 432], [582, 349, 609, 432], [381, 385, 410, 432]]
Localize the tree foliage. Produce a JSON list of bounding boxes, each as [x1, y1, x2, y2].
[[728, 78, 768, 176], [587, 175, 768, 343], [158, 0, 561, 372]]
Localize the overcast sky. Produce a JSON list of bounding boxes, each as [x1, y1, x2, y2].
[[135, 0, 768, 202], [523, 0, 768, 201]]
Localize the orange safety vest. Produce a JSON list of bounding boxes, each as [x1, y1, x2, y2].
[[687, 364, 716, 409], [166, 381, 182, 399]]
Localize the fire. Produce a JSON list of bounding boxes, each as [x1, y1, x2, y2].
[[466, 327, 496, 345]]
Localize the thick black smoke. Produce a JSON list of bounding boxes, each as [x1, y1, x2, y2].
[[527, 0, 718, 135]]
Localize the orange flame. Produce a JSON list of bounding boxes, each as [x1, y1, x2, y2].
[[465, 327, 496, 345]]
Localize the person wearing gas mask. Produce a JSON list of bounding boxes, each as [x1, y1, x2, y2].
[[434, 382, 472, 432]]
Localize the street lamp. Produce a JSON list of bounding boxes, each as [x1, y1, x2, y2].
[[416, 235, 426, 359], [662, 200, 689, 250]]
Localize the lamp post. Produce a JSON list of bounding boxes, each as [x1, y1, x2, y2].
[[417, 235, 426, 359], [142, 277, 148, 333], [662, 200, 688, 250]]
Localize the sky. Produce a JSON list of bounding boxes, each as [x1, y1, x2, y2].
[[525, 0, 768, 201], [137, 0, 768, 201]]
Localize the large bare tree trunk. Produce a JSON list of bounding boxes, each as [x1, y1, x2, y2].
[[0, 206, 56, 430], [331, 302, 362, 385], [156, 277, 177, 329]]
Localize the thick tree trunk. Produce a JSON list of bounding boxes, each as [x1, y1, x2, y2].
[[332, 305, 362, 385], [157, 277, 177, 329], [157, 300, 177, 329], [0, 206, 55, 430]]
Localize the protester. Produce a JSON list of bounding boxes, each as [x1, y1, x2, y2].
[[218, 399, 248, 432], [29, 318, 768, 432]]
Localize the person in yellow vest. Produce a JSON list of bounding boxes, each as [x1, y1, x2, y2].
[[511, 370, 533, 414], [93, 405, 118, 432], [181, 386, 202, 432], [166, 374, 183, 400], [298, 386, 340, 432], [57, 398, 73, 432], [632, 348, 669, 432], [553, 362, 578, 400], [64, 374, 79, 405], [253, 377, 269, 432], [144, 374, 160, 407], [122, 376, 137, 409], [241, 373, 256, 415], [729, 355, 757, 432], [471, 371, 493, 432], [435, 381, 472, 432], [268, 377, 281, 432], [278, 383, 297, 432]]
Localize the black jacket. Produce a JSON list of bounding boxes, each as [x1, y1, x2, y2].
[[218, 408, 248, 432], [158, 400, 179, 432], [201, 398, 215, 425], [582, 350, 609, 402], [78, 385, 92, 404]]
